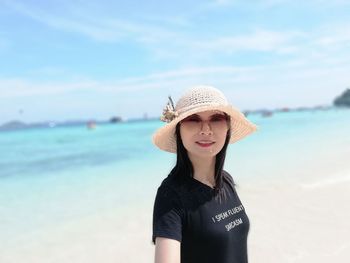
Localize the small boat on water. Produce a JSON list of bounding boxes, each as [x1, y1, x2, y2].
[[262, 111, 273, 117], [87, 121, 96, 130]]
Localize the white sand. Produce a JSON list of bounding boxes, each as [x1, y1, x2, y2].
[[238, 145, 350, 263], [241, 174, 350, 263]]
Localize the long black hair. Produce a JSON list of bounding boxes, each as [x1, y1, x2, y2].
[[169, 113, 233, 198]]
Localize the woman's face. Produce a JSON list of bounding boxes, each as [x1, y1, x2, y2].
[[179, 110, 229, 159]]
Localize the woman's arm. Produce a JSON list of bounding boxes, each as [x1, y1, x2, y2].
[[154, 237, 180, 263]]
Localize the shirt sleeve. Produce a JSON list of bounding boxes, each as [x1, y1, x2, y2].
[[152, 185, 184, 245]]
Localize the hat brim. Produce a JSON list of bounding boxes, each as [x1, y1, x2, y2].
[[152, 104, 259, 153]]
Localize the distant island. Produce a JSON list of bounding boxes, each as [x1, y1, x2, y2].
[[0, 117, 123, 132], [0, 115, 161, 132], [334, 88, 350, 107]]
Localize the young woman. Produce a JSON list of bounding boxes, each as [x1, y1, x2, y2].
[[151, 85, 258, 263]]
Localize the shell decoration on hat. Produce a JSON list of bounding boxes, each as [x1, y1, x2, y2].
[[160, 96, 178, 123]]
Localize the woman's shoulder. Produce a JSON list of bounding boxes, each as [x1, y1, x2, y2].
[[156, 174, 185, 198], [222, 170, 236, 191], [156, 174, 198, 205], [222, 170, 234, 182], [158, 173, 181, 189], [154, 174, 191, 212]]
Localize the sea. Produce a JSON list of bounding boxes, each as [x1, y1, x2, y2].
[[0, 107, 349, 262]]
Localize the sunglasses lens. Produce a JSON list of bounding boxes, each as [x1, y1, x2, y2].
[[181, 113, 228, 131]]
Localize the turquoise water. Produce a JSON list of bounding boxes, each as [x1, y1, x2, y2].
[[1, 108, 348, 179], [0, 121, 160, 178], [0, 107, 349, 257]]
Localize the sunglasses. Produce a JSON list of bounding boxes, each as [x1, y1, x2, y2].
[[180, 113, 229, 131]]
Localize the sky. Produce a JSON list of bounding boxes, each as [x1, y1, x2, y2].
[[1, 0, 350, 124]]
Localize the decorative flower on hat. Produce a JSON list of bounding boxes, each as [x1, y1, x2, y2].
[[160, 96, 178, 123]]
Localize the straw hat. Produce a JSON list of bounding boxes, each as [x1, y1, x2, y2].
[[152, 85, 259, 153]]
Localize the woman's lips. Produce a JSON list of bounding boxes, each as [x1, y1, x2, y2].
[[196, 141, 215, 147]]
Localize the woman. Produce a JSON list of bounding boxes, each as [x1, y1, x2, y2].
[[151, 85, 258, 263]]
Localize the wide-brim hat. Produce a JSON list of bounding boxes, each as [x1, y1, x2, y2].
[[152, 85, 259, 153]]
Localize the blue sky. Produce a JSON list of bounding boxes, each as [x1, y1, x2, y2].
[[1, 0, 350, 124]]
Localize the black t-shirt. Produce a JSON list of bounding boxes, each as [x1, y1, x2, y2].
[[152, 170, 250, 263]]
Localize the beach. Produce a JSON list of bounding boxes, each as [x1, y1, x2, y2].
[[0, 108, 349, 263], [243, 172, 350, 262]]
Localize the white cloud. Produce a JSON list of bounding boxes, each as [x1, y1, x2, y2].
[[138, 29, 309, 63], [6, 0, 348, 67], [0, 79, 98, 98], [2, 58, 348, 103], [1, 0, 304, 58], [1, 57, 349, 123], [189, 29, 305, 53], [314, 25, 350, 48], [3, 0, 178, 43]]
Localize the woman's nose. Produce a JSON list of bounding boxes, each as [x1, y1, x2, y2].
[[199, 120, 213, 135]]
